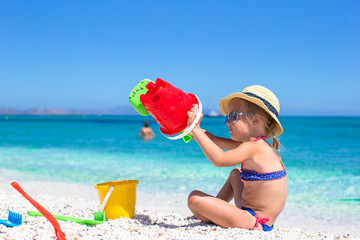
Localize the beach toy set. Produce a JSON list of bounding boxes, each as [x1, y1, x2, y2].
[[8, 180, 138, 239], [2, 80, 147, 238], [129, 78, 202, 143]]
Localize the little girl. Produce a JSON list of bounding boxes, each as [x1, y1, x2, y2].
[[187, 85, 286, 231]]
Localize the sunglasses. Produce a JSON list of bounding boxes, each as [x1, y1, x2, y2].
[[225, 112, 255, 125]]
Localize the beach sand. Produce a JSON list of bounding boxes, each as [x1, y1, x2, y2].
[[0, 180, 358, 240]]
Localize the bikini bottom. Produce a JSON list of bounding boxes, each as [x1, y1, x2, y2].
[[241, 207, 274, 232]]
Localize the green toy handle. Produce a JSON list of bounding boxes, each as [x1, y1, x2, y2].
[[28, 211, 71, 222], [180, 132, 192, 143], [27, 211, 105, 225]]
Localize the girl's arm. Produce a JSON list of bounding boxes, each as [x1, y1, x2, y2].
[[191, 127, 253, 167], [203, 130, 242, 150], [188, 105, 253, 167]]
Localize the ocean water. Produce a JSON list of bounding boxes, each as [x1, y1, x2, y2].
[[0, 115, 359, 226]]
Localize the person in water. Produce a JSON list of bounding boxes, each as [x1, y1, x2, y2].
[[138, 121, 155, 140], [186, 85, 286, 231]]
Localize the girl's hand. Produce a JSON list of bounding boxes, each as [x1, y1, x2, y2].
[[187, 104, 203, 137]]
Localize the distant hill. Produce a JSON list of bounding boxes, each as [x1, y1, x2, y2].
[[85, 106, 138, 115], [0, 106, 138, 115], [0, 106, 219, 116]]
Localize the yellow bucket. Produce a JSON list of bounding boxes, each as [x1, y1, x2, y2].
[[94, 180, 139, 219]]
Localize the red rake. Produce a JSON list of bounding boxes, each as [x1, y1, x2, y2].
[[11, 182, 66, 240]]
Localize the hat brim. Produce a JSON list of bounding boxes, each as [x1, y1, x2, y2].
[[219, 92, 283, 136]]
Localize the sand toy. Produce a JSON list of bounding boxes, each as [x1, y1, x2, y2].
[[129, 78, 202, 143], [0, 211, 22, 227], [27, 211, 105, 226], [94, 180, 139, 219], [11, 182, 67, 240]]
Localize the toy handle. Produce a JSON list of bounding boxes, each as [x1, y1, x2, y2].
[[28, 211, 72, 222], [161, 95, 202, 141], [11, 182, 67, 240], [99, 186, 114, 212]]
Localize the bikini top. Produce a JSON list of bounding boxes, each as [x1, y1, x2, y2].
[[240, 136, 287, 181]]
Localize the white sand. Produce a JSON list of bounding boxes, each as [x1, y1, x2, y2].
[[0, 180, 358, 240]]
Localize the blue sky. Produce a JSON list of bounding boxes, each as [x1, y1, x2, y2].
[[1, 1, 359, 116]]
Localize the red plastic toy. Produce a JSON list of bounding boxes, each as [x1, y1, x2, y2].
[[129, 78, 202, 142]]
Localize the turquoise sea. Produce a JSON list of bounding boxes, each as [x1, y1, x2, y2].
[[0, 115, 359, 226]]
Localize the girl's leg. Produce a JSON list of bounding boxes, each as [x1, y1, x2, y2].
[[216, 168, 244, 207], [188, 190, 256, 229]]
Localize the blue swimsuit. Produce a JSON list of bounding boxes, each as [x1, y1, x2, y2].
[[240, 163, 286, 231], [240, 137, 287, 231], [240, 166, 287, 181]]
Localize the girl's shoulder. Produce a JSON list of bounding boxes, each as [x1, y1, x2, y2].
[[237, 139, 268, 152], [247, 141, 281, 171], [232, 140, 264, 161]]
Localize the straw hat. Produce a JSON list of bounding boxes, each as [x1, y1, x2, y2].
[[219, 85, 283, 136]]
